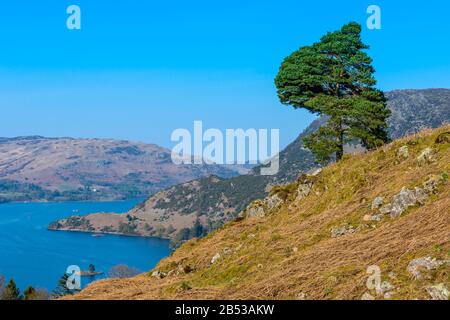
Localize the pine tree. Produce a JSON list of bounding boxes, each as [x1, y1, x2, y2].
[[88, 264, 96, 274], [275, 22, 390, 162], [2, 278, 22, 300], [52, 273, 80, 298]]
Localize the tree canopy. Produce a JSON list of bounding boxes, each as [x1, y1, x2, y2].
[[275, 22, 390, 162]]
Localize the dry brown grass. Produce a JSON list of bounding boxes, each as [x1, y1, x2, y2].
[[68, 125, 450, 300]]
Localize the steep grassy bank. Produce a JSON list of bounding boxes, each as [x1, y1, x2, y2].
[[70, 125, 450, 300]]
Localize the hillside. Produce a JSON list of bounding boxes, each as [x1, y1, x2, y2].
[[0, 136, 247, 203], [69, 124, 450, 300], [50, 89, 450, 243]]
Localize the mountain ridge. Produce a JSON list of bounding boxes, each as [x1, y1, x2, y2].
[[0, 136, 248, 203]]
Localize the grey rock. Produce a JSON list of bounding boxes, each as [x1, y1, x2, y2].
[[243, 200, 267, 218], [371, 197, 385, 210], [417, 147, 435, 164], [151, 270, 166, 279], [380, 281, 395, 299], [361, 292, 375, 300], [240, 191, 285, 219], [423, 174, 445, 194], [363, 214, 383, 222], [211, 252, 221, 264], [435, 131, 450, 144], [296, 292, 308, 300], [407, 257, 450, 280], [427, 283, 449, 300], [330, 224, 356, 238], [265, 193, 283, 210], [380, 187, 426, 218], [397, 145, 409, 159]]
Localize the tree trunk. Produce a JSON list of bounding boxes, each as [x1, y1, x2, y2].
[[336, 126, 344, 161]]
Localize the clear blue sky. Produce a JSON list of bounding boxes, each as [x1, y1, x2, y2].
[[0, 0, 449, 149]]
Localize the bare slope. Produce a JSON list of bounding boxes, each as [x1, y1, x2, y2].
[[70, 125, 450, 300]]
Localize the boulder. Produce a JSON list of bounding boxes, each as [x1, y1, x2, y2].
[[423, 174, 445, 194], [417, 147, 435, 165], [151, 270, 166, 279], [435, 131, 450, 144], [379, 187, 421, 218], [407, 257, 450, 280], [296, 292, 307, 300], [397, 145, 409, 159], [211, 253, 221, 265], [265, 193, 283, 210], [363, 214, 383, 222], [371, 197, 384, 210], [241, 200, 267, 219], [427, 283, 449, 300], [239, 192, 285, 219], [330, 224, 356, 238], [379, 281, 395, 299], [360, 292, 375, 300]]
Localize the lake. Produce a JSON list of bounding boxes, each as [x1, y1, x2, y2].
[[0, 200, 171, 292]]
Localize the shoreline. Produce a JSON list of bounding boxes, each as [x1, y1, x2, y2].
[[0, 198, 146, 205], [47, 226, 172, 242]]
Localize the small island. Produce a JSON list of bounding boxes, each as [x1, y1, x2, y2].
[[78, 264, 104, 277]]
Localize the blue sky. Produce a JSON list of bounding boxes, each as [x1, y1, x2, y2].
[[0, 0, 449, 149]]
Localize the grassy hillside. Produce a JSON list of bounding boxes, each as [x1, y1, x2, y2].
[[70, 125, 450, 300]]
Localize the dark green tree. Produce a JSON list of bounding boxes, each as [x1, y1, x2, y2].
[[275, 22, 390, 162], [189, 219, 205, 239], [2, 279, 22, 300], [52, 273, 80, 298], [88, 264, 96, 274]]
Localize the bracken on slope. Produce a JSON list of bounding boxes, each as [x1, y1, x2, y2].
[[69, 125, 450, 300]]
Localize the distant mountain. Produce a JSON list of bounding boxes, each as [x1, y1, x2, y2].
[[50, 89, 450, 245], [386, 89, 450, 139], [0, 137, 248, 203]]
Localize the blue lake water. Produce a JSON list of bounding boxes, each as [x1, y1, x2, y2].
[[0, 200, 171, 292]]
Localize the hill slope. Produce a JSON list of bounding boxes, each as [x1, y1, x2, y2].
[[50, 89, 450, 243], [70, 125, 450, 300], [0, 136, 247, 202]]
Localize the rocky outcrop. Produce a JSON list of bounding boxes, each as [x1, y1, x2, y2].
[[397, 146, 409, 159], [330, 224, 357, 238], [379, 187, 426, 218], [378, 174, 446, 218], [435, 131, 450, 144], [427, 284, 449, 300], [238, 170, 320, 220], [417, 147, 435, 165], [407, 257, 450, 280]]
